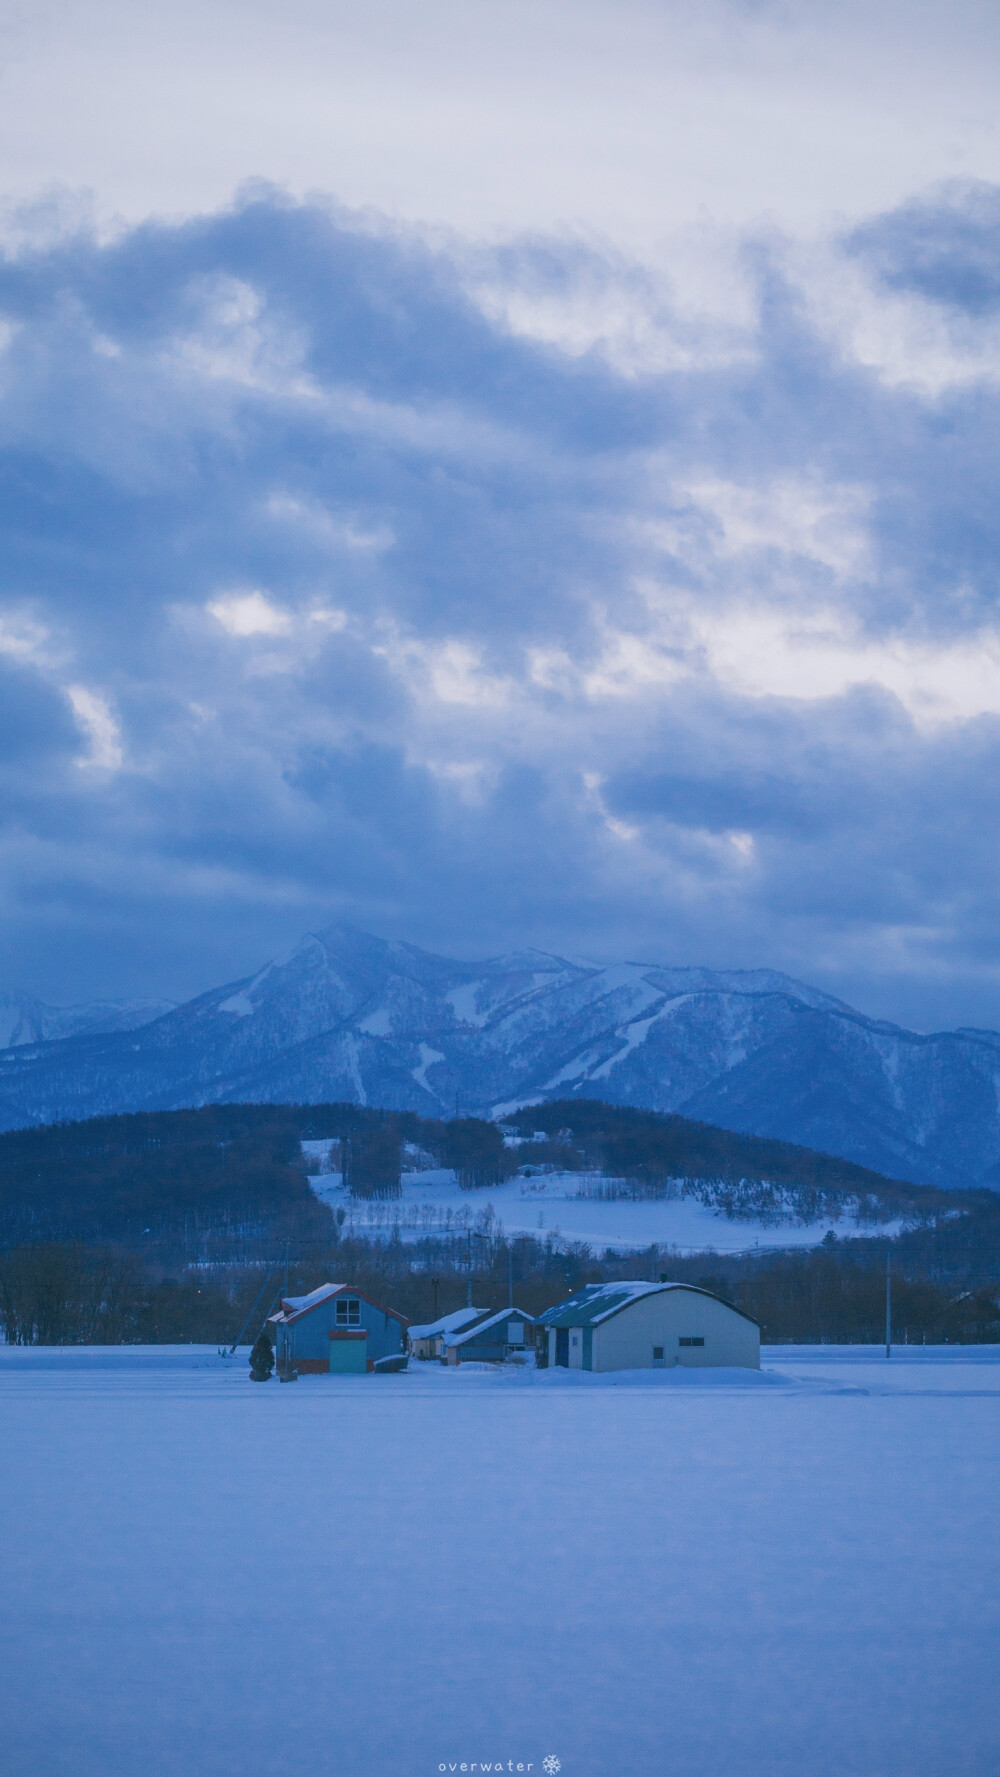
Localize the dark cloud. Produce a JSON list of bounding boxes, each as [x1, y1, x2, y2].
[[1, 186, 1000, 1027], [849, 181, 1000, 315]]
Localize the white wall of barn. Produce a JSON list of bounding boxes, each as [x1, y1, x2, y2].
[[592, 1291, 759, 1372]]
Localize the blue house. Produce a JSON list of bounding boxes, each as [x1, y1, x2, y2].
[[269, 1284, 409, 1374], [442, 1306, 539, 1365]]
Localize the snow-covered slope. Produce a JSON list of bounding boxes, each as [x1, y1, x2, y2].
[[0, 993, 175, 1049], [308, 1165, 904, 1254], [1, 922, 999, 1189]]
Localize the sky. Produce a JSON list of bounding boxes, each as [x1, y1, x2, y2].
[[2, 0, 1000, 1029]]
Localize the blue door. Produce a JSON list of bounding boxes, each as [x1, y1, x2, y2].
[[556, 1328, 569, 1367]]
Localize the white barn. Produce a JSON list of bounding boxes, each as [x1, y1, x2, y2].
[[538, 1281, 759, 1372]]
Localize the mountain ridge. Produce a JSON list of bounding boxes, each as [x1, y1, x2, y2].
[[0, 922, 999, 1190], [0, 992, 176, 1050]]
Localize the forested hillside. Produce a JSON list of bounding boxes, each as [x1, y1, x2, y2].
[[1, 1099, 996, 1346], [0, 1097, 957, 1259], [0, 1105, 331, 1258]]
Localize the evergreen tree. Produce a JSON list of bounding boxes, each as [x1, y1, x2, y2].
[[249, 1328, 274, 1381]]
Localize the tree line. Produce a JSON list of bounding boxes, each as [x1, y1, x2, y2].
[[0, 1243, 234, 1345], [2, 1224, 998, 1347]]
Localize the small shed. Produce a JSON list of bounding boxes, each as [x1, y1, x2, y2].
[[408, 1306, 486, 1361], [537, 1281, 759, 1372], [442, 1306, 539, 1366], [269, 1284, 409, 1375]]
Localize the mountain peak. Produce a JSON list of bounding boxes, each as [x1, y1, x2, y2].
[[1, 923, 998, 1190]]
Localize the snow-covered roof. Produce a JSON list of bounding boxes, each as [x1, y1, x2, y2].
[[537, 1281, 759, 1330], [270, 1283, 409, 1327], [408, 1306, 485, 1341], [282, 1283, 344, 1315], [443, 1306, 538, 1348]]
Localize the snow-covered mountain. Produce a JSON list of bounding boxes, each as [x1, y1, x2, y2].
[[0, 993, 175, 1050], [0, 923, 999, 1189]]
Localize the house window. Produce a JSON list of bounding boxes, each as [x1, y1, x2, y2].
[[678, 1336, 704, 1347], [653, 1346, 664, 1360], [507, 1322, 525, 1344], [337, 1298, 361, 1326]]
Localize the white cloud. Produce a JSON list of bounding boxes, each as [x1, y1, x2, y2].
[[427, 642, 511, 707], [0, 611, 54, 666], [65, 685, 123, 769], [375, 633, 514, 709], [306, 607, 348, 632], [687, 605, 1000, 725], [207, 591, 293, 637], [581, 589, 1000, 728], [668, 476, 873, 579], [166, 274, 320, 403], [466, 242, 756, 378], [582, 626, 688, 701], [790, 238, 1000, 395], [582, 771, 639, 842]]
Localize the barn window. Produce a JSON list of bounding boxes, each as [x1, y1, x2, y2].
[[653, 1346, 664, 1360], [678, 1336, 704, 1347], [337, 1298, 361, 1326]]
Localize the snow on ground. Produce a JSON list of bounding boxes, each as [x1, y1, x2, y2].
[[2, 1345, 998, 1777], [309, 1166, 902, 1252]]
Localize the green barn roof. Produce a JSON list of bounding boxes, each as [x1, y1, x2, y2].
[[538, 1281, 759, 1329]]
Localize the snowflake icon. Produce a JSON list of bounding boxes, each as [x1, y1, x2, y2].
[[542, 1760, 561, 1775]]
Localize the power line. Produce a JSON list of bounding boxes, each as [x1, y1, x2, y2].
[[228, 1263, 279, 1353]]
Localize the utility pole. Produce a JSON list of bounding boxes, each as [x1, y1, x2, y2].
[[431, 1277, 439, 1320], [283, 1240, 290, 1303], [508, 1243, 514, 1310], [885, 1248, 892, 1361], [467, 1230, 473, 1308]]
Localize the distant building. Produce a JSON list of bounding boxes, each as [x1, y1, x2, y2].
[[442, 1306, 539, 1366], [269, 1284, 408, 1375], [537, 1282, 759, 1372], [408, 1306, 486, 1361]]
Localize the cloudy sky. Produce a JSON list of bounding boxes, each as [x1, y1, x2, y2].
[[2, 0, 1000, 1028]]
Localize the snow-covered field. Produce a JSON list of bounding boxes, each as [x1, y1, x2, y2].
[[2, 1346, 998, 1777], [309, 1165, 901, 1253]]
